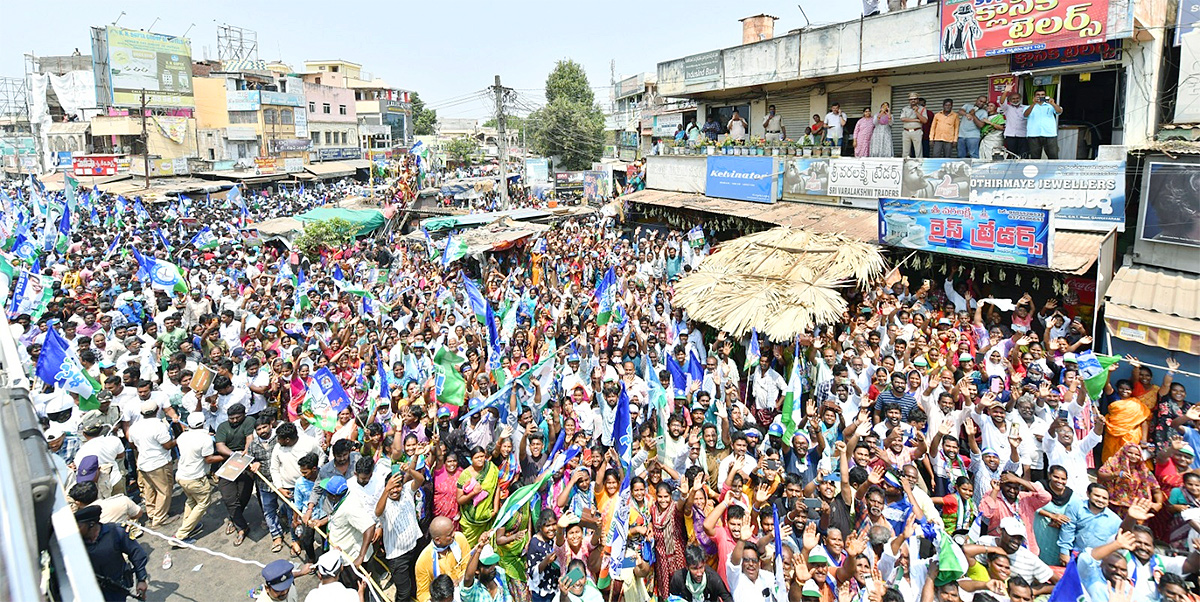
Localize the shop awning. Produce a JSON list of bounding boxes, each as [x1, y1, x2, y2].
[[1104, 265, 1200, 354], [623, 189, 1101, 274], [420, 208, 551, 232], [344, 159, 371, 170], [305, 161, 357, 179]]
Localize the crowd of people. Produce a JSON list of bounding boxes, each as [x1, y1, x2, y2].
[[3, 165, 1198, 602]]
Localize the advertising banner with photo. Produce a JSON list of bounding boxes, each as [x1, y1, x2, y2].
[[105, 26, 194, 108], [583, 171, 612, 204], [705, 156, 780, 204], [783, 157, 830, 198], [652, 113, 683, 137], [969, 160, 1125, 231], [555, 171, 585, 196], [938, 0, 1110, 62], [525, 158, 550, 184], [646, 155, 706, 194], [1139, 162, 1200, 248], [900, 158, 971, 201], [879, 198, 1052, 267]]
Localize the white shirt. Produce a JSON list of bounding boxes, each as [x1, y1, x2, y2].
[[726, 558, 777, 602], [303, 581, 358, 602], [1041, 431, 1101, 494], [380, 482, 422, 559], [749, 368, 786, 410], [245, 370, 270, 415], [825, 111, 847, 139], [77, 435, 125, 468], [127, 418, 173, 472], [718, 452, 758, 486], [176, 428, 215, 481], [271, 433, 323, 490], [205, 385, 251, 431]]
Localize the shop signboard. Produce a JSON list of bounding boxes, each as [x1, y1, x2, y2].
[[900, 158, 971, 201], [525, 158, 550, 184], [988, 74, 1019, 105], [653, 114, 683, 137], [645, 155, 706, 194], [705, 156, 779, 204], [134, 157, 190, 177], [255, 157, 277, 174], [293, 107, 309, 138], [619, 131, 639, 148], [583, 170, 611, 203], [259, 91, 304, 107], [1178, 0, 1200, 46], [827, 157, 903, 198], [879, 198, 1052, 267], [270, 138, 312, 152], [53, 152, 74, 171], [783, 157, 830, 198], [555, 171, 585, 196], [1178, 31, 1200, 123], [72, 155, 118, 176], [938, 0, 1109, 61], [683, 51, 721, 84], [1011, 40, 1122, 70], [317, 147, 361, 161], [104, 26, 194, 108], [226, 90, 261, 111], [1139, 162, 1200, 249], [283, 157, 304, 173], [970, 160, 1125, 231], [0, 137, 36, 156]]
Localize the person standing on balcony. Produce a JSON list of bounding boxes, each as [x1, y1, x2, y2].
[[763, 105, 786, 141], [825, 103, 847, 149], [930, 99, 960, 158], [900, 92, 928, 157], [1003, 91, 1030, 158], [1024, 88, 1063, 159], [957, 95, 988, 159], [727, 109, 748, 142], [702, 114, 722, 142]]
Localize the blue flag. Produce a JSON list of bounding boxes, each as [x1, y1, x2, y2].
[[377, 352, 390, 403], [461, 272, 488, 323], [1046, 558, 1092, 602], [666, 355, 687, 392], [687, 349, 705, 384], [333, 263, 345, 286], [745, 329, 761, 372], [311, 366, 353, 413], [614, 383, 632, 472], [10, 232, 36, 262], [35, 328, 95, 397], [104, 233, 122, 258], [595, 267, 618, 325], [155, 227, 172, 251]]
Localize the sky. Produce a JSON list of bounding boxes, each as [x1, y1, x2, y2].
[[1, 0, 863, 120]]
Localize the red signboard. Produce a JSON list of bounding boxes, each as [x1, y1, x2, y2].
[[254, 157, 277, 174], [939, 0, 1110, 62], [987, 74, 1019, 105], [72, 155, 118, 176]]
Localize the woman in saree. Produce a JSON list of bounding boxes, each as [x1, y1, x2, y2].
[[431, 437, 462, 530], [1097, 443, 1164, 517], [977, 101, 1006, 160], [648, 481, 690, 598], [1101, 359, 1157, 464], [494, 504, 532, 581], [457, 446, 500, 546], [493, 431, 521, 501], [853, 107, 875, 158]]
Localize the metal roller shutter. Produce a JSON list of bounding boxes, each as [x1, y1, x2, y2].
[[890, 78, 991, 156], [768, 93, 809, 140]]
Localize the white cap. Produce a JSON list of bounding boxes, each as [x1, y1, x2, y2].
[[186, 413, 206, 429], [316, 551, 343, 576], [999, 516, 1025, 537]]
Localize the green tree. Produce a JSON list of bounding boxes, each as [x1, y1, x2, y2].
[[293, 218, 357, 260], [445, 136, 479, 164], [545, 60, 595, 105], [528, 60, 604, 171], [410, 92, 438, 136]]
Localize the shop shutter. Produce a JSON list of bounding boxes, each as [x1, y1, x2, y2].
[[890, 78, 991, 156], [768, 93, 809, 140]]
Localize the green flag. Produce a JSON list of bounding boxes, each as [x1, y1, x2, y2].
[[935, 533, 969, 586], [77, 371, 103, 412], [432, 346, 467, 406], [781, 349, 804, 443], [301, 398, 339, 432], [1079, 351, 1122, 401]]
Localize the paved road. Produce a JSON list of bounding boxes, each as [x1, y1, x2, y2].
[[126, 483, 394, 602]]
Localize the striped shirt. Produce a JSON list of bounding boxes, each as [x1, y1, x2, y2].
[[874, 388, 918, 419], [380, 482, 422, 559]]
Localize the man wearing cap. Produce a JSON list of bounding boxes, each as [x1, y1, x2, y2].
[[76, 504, 151, 601], [460, 540, 514, 602], [974, 516, 1057, 592], [258, 558, 315, 602], [174, 412, 221, 544], [304, 550, 363, 602], [322, 474, 380, 571], [126, 399, 177, 528]]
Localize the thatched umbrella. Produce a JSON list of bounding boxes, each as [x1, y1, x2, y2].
[[673, 227, 885, 341]]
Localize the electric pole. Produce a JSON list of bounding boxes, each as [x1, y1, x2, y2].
[[492, 75, 509, 209], [140, 90, 150, 190]]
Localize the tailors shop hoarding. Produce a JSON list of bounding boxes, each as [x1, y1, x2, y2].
[[705, 156, 780, 203], [938, 0, 1109, 62], [781, 157, 1122, 232], [879, 198, 1053, 267], [104, 26, 194, 108]]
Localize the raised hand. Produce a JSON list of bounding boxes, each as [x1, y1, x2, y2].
[[1126, 498, 1156, 522], [846, 529, 868, 557], [1115, 529, 1137, 550], [1167, 357, 1181, 371], [867, 466, 885, 485], [802, 521, 819, 551]]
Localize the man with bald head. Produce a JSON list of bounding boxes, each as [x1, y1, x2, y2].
[[414, 516, 471, 602]]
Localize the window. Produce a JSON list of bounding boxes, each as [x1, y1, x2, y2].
[[341, 132, 348, 144], [263, 108, 277, 124], [338, 105, 347, 115], [325, 132, 332, 145], [323, 103, 331, 114], [311, 132, 320, 146], [330, 66, 338, 72], [318, 66, 326, 71], [280, 109, 293, 125], [229, 111, 257, 124], [309, 102, 315, 113], [208, 148, 215, 160]]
